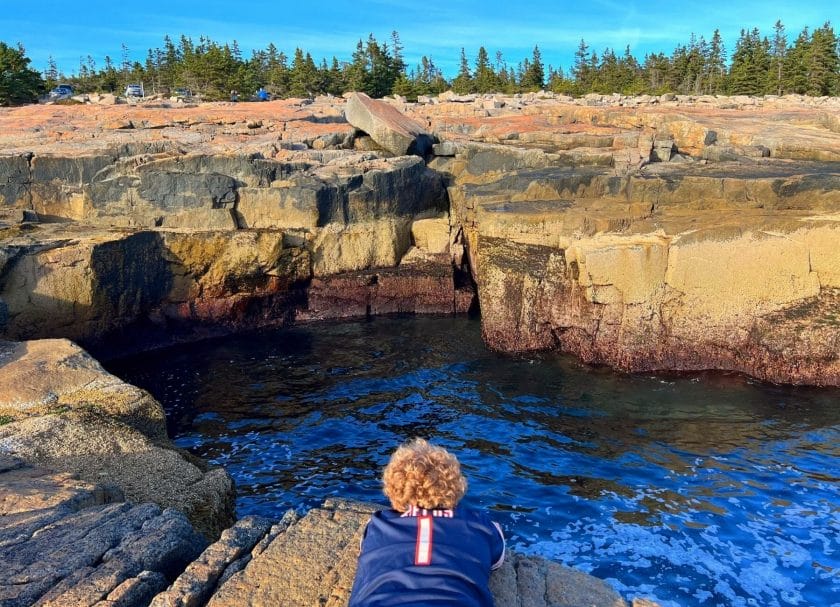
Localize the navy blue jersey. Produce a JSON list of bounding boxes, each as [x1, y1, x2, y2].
[[348, 505, 505, 607]]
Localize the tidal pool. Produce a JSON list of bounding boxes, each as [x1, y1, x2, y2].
[[108, 317, 840, 607]]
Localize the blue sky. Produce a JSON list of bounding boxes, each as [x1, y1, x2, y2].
[[5, 0, 838, 77]]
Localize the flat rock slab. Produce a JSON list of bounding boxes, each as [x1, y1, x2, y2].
[[0, 338, 166, 439], [0, 410, 235, 540], [206, 499, 627, 607], [345, 93, 433, 157], [0, 457, 207, 607]]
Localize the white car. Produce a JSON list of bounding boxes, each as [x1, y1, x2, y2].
[[125, 83, 144, 98]]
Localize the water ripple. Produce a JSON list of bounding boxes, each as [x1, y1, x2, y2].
[[108, 317, 840, 607]]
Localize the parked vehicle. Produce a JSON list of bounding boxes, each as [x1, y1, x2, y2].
[[48, 84, 74, 101], [125, 83, 144, 98], [172, 88, 192, 100]]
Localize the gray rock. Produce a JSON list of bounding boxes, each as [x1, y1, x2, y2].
[[344, 93, 433, 157], [0, 496, 205, 607], [0, 411, 235, 539], [150, 515, 274, 607], [650, 138, 674, 162], [137, 171, 237, 211], [432, 141, 458, 156], [0, 154, 31, 208]]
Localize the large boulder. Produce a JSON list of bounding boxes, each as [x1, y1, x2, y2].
[[0, 337, 236, 539], [345, 93, 433, 157], [0, 338, 166, 439]]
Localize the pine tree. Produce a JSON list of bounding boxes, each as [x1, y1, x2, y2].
[[573, 39, 591, 92], [289, 47, 319, 97], [364, 35, 396, 97], [44, 55, 59, 90], [0, 42, 44, 105], [707, 29, 726, 94], [346, 40, 368, 93], [521, 45, 545, 91], [390, 31, 406, 80], [473, 46, 497, 93], [768, 20, 787, 94], [729, 28, 770, 95], [452, 47, 473, 93], [806, 22, 839, 95]]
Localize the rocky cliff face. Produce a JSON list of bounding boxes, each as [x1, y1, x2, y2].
[[423, 95, 840, 385], [1, 94, 838, 379], [440, 153, 840, 384], [0, 140, 452, 348]]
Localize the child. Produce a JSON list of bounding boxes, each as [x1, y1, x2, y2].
[[348, 438, 505, 606]]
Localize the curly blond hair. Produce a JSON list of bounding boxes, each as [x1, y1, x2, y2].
[[382, 438, 468, 511]]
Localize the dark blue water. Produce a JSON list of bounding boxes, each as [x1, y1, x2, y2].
[[108, 317, 840, 607]]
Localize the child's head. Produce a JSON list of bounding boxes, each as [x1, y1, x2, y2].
[[382, 438, 468, 511]]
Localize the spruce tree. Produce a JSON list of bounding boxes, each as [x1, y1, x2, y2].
[[44, 56, 59, 90], [729, 28, 770, 95], [452, 47, 473, 94], [345, 40, 368, 93], [0, 42, 44, 105], [474, 46, 497, 93], [707, 29, 726, 94], [806, 22, 839, 95], [768, 20, 787, 94], [783, 27, 810, 93], [521, 45, 545, 91], [572, 39, 591, 92]]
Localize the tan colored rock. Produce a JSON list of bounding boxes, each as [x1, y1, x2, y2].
[[150, 515, 275, 607], [207, 500, 627, 607], [0, 228, 172, 342], [0, 338, 166, 438], [311, 218, 412, 276], [664, 228, 821, 321], [344, 93, 433, 156], [0, 455, 121, 515], [236, 186, 320, 229], [163, 230, 307, 300], [0, 411, 234, 539], [411, 216, 450, 254]]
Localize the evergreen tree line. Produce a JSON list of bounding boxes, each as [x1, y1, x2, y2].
[[2, 20, 837, 106], [551, 21, 839, 97]]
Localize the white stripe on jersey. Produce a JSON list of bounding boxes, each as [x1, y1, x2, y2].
[[415, 515, 433, 565]]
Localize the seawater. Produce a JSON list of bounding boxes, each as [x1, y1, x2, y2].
[[108, 317, 840, 607]]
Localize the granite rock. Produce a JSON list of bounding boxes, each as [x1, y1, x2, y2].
[[0, 458, 206, 607], [345, 93, 433, 156], [205, 499, 630, 607]]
